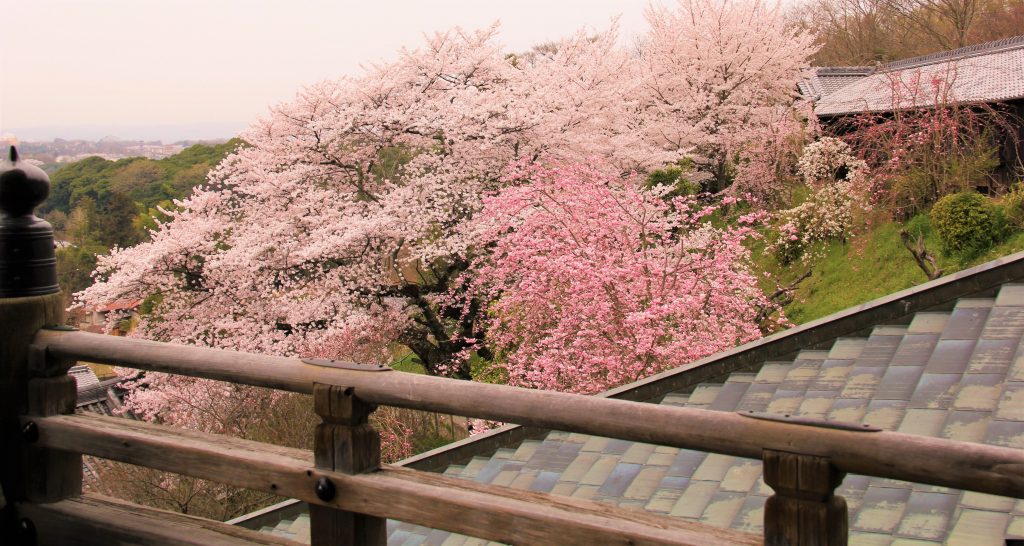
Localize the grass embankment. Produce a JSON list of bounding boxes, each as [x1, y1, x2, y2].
[[759, 216, 1024, 325]]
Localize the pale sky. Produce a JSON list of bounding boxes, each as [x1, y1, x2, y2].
[[1, 0, 650, 141]]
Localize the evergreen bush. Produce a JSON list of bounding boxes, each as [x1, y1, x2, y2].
[[930, 192, 1006, 256]]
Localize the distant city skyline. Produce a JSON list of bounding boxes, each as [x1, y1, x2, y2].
[[2, 0, 648, 142]]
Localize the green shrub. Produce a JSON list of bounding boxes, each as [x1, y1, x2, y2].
[[930, 192, 1006, 257], [1002, 182, 1024, 229]]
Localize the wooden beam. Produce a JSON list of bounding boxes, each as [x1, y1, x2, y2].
[[16, 493, 300, 546], [26, 413, 761, 546], [310, 384, 385, 546], [36, 329, 1024, 499]]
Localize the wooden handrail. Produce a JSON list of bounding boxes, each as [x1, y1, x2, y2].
[[17, 493, 299, 546], [36, 328, 1024, 499], [23, 413, 760, 546]]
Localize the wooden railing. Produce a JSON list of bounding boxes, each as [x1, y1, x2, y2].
[[3, 302, 1023, 545], [0, 151, 1021, 545]]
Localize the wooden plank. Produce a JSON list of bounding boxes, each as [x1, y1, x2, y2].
[[310, 384, 385, 546], [27, 413, 761, 546], [36, 329, 1024, 499], [16, 493, 300, 546]]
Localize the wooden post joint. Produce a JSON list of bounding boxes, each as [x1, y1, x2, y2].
[[763, 449, 848, 546], [310, 382, 386, 545], [27, 343, 75, 379]]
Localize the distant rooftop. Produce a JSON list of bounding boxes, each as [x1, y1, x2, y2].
[[806, 35, 1024, 117]]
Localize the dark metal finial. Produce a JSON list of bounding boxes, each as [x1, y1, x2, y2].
[[0, 147, 59, 297]]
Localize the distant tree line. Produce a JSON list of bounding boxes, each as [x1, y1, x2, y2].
[[795, 0, 1024, 65], [42, 139, 242, 302]]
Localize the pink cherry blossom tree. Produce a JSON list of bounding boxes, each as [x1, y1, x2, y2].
[[80, 24, 668, 380], [640, 0, 817, 194], [465, 160, 772, 394]]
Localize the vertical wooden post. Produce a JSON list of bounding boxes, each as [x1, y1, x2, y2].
[[763, 449, 848, 546], [0, 295, 73, 531], [24, 342, 83, 503], [1, 145, 78, 541], [309, 383, 386, 546]]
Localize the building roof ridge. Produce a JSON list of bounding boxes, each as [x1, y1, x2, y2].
[[814, 66, 872, 75], [876, 34, 1024, 72]]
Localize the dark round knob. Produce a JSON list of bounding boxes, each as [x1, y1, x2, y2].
[[0, 146, 51, 217], [315, 476, 336, 501]]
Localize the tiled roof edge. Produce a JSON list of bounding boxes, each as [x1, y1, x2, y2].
[[227, 498, 307, 529], [876, 34, 1024, 72], [399, 249, 1024, 471], [232, 250, 1024, 527]]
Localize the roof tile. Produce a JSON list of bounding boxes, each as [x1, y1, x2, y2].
[[924, 339, 976, 373], [892, 334, 941, 367], [942, 307, 991, 340], [829, 397, 870, 422], [908, 373, 961, 409], [966, 338, 1017, 374], [942, 410, 991, 442], [996, 284, 1024, 306], [669, 480, 719, 519], [701, 490, 746, 527], [895, 490, 958, 541], [876, 366, 925, 401], [809, 359, 856, 391], [907, 313, 950, 334], [719, 460, 762, 493], [897, 409, 948, 437], [947, 509, 1010, 546], [951, 373, 1004, 411], [995, 381, 1024, 420], [981, 306, 1024, 339], [863, 400, 909, 430], [853, 486, 912, 533]]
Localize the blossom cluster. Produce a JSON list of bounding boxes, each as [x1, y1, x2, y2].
[[467, 161, 772, 394], [74, 1, 817, 459], [770, 180, 855, 264], [796, 137, 869, 189]]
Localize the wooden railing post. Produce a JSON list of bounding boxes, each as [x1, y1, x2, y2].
[[763, 449, 848, 546], [310, 383, 386, 546], [0, 145, 77, 540]]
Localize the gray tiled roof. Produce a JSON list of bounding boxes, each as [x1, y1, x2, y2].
[[798, 67, 872, 100], [256, 284, 1024, 545], [814, 35, 1024, 116], [75, 374, 132, 494]]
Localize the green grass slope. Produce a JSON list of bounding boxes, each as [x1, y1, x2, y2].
[[760, 216, 1024, 325]]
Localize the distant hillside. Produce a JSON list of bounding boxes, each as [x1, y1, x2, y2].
[[45, 139, 243, 305], [44, 139, 242, 217]]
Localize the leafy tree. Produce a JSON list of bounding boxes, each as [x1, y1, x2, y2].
[[467, 161, 772, 393]]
